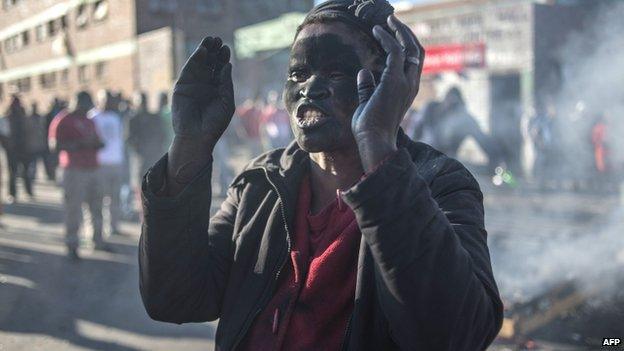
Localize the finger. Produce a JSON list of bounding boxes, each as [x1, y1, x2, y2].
[[399, 21, 425, 66], [188, 44, 208, 65], [399, 21, 424, 60], [178, 47, 210, 84], [213, 45, 231, 80], [217, 45, 231, 64], [390, 18, 424, 94], [387, 15, 418, 59], [372, 25, 405, 78], [218, 63, 235, 115], [212, 37, 223, 51], [200, 36, 220, 72], [357, 69, 376, 104], [200, 37, 223, 51], [398, 21, 425, 77], [199, 36, 215, 50]]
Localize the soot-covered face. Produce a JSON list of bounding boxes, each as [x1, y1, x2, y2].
[[284, 22, 380, 153]]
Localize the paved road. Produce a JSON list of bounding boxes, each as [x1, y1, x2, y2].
[[0, 165, 620, 351], [0, 175, 217, 351]]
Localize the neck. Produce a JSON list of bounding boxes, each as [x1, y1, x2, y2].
[[308, 145, 363, 213]]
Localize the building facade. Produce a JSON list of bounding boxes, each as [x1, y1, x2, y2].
[[396, 0, 597, 174], [0, 0, 138, 110], [0, 0, 312, 112]]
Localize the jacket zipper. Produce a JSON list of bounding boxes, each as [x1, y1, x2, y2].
[[231, 167, 292, 350], [340, 312, 354, 351]]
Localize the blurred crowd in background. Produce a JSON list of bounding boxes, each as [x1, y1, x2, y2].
[[0, 77, 620, 222], [0, 87, 299, 225]]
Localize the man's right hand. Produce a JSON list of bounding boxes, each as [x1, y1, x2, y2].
[[172, 36, 235, 151]]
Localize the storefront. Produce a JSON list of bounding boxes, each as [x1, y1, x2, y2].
[[396, 0, 592, 175]]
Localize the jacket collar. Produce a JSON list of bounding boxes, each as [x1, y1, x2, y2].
[[248, 128, 414, 175]]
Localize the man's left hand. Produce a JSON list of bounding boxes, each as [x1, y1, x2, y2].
[[352, 15, 424, 172]]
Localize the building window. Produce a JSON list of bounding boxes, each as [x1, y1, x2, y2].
[[60, 15, 68, 29], [22, 77, 31, 92], [78, 65, 89, 83], [61, 69, 69, 83], [76, 4, 89, 28], [95, 61, 106, 80], [4, 37, 13, 53], [3, 0, 22, 10], [10, 77, 31, 93], [48, 19, 59, 37], [36, 24, 47, 42], [5, 34, 24, 53], [93, 0, 109, 21], [40, 72, 57, 89], [21, 30, 29, 46], [15, 34, 23, 50]]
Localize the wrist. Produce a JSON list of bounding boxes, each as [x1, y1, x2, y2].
[[355, 132, 397, 173], [166, 135, 214, 195], [172, 134, 217, 153]]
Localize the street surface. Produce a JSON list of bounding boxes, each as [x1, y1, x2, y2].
[[0, 163, 620, 351], [0, 175, 217, 351]]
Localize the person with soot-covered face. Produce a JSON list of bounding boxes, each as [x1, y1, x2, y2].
[[138, 1, 503, 350]]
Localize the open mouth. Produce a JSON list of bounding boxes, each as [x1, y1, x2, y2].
[[296, 105, 331, 129]]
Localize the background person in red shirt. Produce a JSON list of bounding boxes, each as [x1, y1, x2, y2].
[[49, 91, 108, 259]]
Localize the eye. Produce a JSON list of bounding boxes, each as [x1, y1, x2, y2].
[[289, 70, 309, 83]]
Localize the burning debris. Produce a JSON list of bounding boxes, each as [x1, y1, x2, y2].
[[492, 204, 624, 347]]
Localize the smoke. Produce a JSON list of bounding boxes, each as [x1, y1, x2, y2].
[[491, 204, 624, 304], [490, 2, 624, 305], [552, 2, 624, 175]]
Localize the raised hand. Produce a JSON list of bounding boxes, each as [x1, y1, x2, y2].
[[172, 36, 235, 149], [352, 15, 425, 171], [164, 37, 235, 195]]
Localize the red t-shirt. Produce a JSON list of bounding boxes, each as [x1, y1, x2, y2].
[[239, 176, 361, 350], [237, 105, 261, 139], [49, 110, 99, 169]]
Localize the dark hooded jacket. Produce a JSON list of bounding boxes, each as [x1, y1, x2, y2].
[[139, 130, 503, 351]]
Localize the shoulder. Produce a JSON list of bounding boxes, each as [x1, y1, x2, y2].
[[231, 142, 306, 187], [242, 148, 285, 172], [231, 148, 287, 186], [404, 139, 482, 198]]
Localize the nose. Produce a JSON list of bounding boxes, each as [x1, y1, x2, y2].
[[300, 75, 330, 100]]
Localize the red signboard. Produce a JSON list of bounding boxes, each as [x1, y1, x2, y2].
[[422, 43, 486, 74]]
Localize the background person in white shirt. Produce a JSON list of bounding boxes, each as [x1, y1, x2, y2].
[[90, 91, 126, 236]]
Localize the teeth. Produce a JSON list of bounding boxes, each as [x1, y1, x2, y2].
[[298, 118, 318, 128], [303, 109, 325, 119], [297, 107, 328, 128]]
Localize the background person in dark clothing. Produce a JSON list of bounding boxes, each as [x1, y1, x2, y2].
[[0, 112, 8, 216], [42, 98, 66, 181], [127, 92, 167, 187], [139, 1, 502, 350], [529, 102, 559, 187], [430, 87, 502, 169], [4, 95, 34, 203], [26, 103, 49, 183]]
